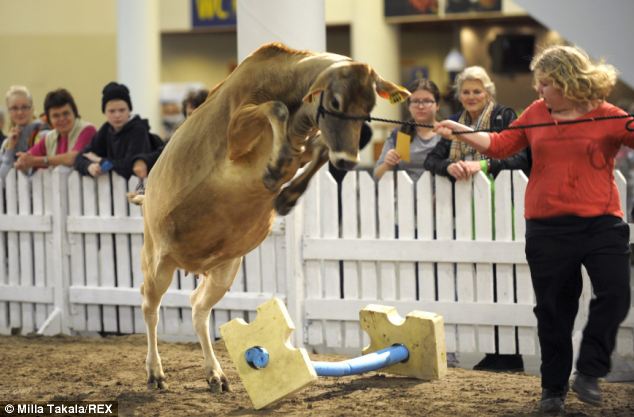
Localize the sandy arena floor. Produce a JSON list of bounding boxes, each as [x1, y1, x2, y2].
[[1, 334, 633, 417]]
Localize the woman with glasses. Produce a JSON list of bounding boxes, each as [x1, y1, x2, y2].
[[424, 66, 530, 180], [0, 86, 48, 181], [373, 78, 442, 181], [14, 88, 96, 172]]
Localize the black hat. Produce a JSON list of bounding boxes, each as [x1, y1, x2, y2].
[[101, 82, 132, 113]]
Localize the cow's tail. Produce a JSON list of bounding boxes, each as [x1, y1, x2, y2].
[[127, 191, 145, 206]]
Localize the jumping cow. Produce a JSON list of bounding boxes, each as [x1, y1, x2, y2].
[[137, 43, 410, 392]]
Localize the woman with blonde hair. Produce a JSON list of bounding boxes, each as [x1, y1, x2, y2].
[[435, 45, 632, 413], [424, 65, 530, 180], [0, 86, 47, 181]]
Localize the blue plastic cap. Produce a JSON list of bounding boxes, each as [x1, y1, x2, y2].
[[245, 346, 270, 369]]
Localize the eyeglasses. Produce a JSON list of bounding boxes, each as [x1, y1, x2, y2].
[[409, 99, 436, 107], [8, 105, 32, 113]]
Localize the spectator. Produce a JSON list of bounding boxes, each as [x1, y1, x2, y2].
[[162, 88, 209, 140], [74, 82, 163, 183], [425, 66, 528, 373], [424, 66, 530, 180], [374, 78, 442, 182], [14, 89, 96, 172], [435, 45, 632, 413], [0, 86, 48, 182], [182, 88, 209, 118], [0, 107, 6, 142]]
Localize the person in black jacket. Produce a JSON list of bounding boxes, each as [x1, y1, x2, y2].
[[74, 82, 163, 185], [424, 66, 530, 180]]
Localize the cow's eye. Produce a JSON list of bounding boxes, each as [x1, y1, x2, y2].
[[330, 98, 340, 110]]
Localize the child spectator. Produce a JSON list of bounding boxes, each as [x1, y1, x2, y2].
[[74, 82, 163, 182], [182, 88, 209, 118]]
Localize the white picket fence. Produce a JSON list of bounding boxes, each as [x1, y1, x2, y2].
[[0, 166, 633, 368]]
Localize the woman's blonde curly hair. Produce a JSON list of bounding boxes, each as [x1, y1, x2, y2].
[[530, 45, 617, 103]]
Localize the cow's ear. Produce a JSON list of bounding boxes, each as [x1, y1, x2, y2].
[[303, 63, 339, 103], [302, 88, 323, 104], [372, 70, 410, 104]]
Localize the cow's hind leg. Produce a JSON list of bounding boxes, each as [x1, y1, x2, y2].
[[141, 248, 177, 389], [190, 257, 242, 393]]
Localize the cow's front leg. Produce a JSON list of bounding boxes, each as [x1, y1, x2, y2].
[[262, 124, 310, 192], [275, 142, 329, 215]]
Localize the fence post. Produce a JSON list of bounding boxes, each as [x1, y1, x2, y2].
[[284, 202, 305, 346], [39, 167, 72, 335]]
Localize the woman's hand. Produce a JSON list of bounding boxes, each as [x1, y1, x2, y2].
[[83, 152, 102, 163], [384, 149, 401, 167], [4, 127, 22, 150], [447, 160, 481, 181], [434, 120, 473, 141], [87, 162, 102, 177], [133, 160, 148, 179], [14, 152, 35, 170]]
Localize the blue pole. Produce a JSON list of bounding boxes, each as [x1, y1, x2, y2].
[[311, 344, 409, 377]]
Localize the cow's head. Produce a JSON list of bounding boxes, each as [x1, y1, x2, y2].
[[303, 62, 410, 170]]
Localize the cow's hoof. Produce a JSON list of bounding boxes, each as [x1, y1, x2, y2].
[[274, 197, 295, 216], [208, 374, 230, 393], [263, 168, 280, 192], [147, 375, 167, 390]]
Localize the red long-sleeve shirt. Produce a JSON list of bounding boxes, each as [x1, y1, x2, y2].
[[487, 99, 634, 219]]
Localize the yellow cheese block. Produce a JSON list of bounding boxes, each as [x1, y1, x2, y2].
[[220, 298, 318, 409], [360, 304, 447, 380]]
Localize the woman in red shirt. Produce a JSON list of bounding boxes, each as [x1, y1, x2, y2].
[[436, 45, 633, 413]]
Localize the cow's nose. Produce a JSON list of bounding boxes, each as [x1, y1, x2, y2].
[[334, 159, 357, 171]]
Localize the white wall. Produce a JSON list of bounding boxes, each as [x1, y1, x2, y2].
[[514, 0, 634, 88]]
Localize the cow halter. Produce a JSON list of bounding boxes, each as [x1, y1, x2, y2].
[[315, 92, 634, 134], [315, 92, 370, 125]]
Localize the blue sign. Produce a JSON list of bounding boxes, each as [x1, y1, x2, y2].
[[192, 0, 236, 28]]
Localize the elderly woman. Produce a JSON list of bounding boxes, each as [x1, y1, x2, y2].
[[424, 66, 530, 179], [0, 86, 48, 181], [425, 66, 529, 373]]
